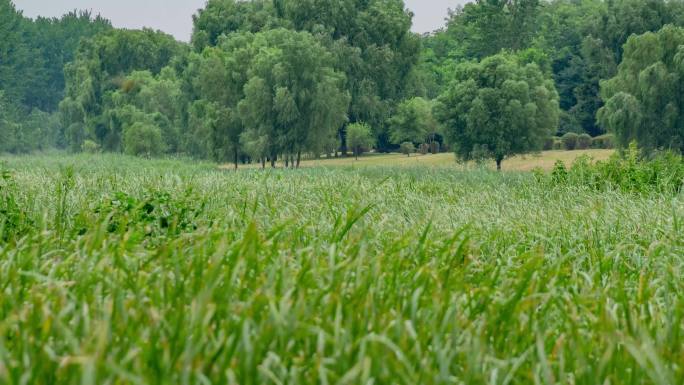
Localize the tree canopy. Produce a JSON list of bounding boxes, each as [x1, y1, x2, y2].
[[388, 97, 440, 146], [435, 53, 560, 169], [346, 122, 375, 159], [598, 25, 684, 152], [3, 0, 684, 161]]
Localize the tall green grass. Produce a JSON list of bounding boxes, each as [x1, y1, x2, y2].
[[1, 153, 683, 384]]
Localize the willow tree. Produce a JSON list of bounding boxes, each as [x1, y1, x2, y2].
[[60, 29, 184, 152], [598, 25, 684, 153], [435, 53, 559, 170], [192, 0, 420, 152], [237, 29, 350, 168]]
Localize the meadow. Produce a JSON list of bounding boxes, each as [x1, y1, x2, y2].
[[1, 153, 683, 384], [227, 149, 615, 171]]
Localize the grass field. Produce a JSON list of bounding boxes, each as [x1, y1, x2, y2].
[[1, 153, 683, 384], [228, 149, 615, 171]]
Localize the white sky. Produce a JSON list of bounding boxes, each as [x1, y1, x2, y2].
[[13, 0, 468, 41]]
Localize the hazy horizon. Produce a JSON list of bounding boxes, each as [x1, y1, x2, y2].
[[13, 0, 467, 41]]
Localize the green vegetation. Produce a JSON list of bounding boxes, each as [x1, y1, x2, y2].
[[435, 53, 560, 170], [399, 141, 415, 157], [0, 0, 110, 153], [3, 0, 684, 163], [4, 1, 684, 381], [598, 25, 684, 153], [388, 97, 441, 149], [346, 122, 375, 160], [540, 143, 684, 194], [0, 153, 683, 383]]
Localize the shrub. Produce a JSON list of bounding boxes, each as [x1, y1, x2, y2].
[[538, 143, 684, 194], [577, 133, 592, 150], [123, 122, 164, 157], [430, 141, 441, 154], [592, 134, 615, 149], [543, 137, 555, 151], [346, 122, 375, 160], [400, 142, 415, 157], [418, 143, 430, 155], [81, 140, 101, 154], [562, 132, 579, 150]]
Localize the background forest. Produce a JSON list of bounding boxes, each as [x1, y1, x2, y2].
[[2, 0, 684, 167]]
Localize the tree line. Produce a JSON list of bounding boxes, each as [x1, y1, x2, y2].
[[2, 0, 684, 168]]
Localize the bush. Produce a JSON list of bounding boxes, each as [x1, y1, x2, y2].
[[346, 122, 375, 159], [538, 143, 684, 194], [562, 132, 579, 150], [592, 134, 615, 149], [81, 140, 101, 154], [123, 123, 164, 157], [399, 142, 415, 157], [418, 143, 429, 155], [543, 137, 555, 151], [430, 141, 441, 154], [552, 138, 563, 150], [577, 134, 592, 150]]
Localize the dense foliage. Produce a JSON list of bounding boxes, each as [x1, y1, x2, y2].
[[3, 0, 684, 161], [598, 25, 684, 153], [435, 53, 559, 169], [346, 122, 375, 159], [424, 0, 684, 137], [539, 143, 684, 193], [0, 0, 110, 153]]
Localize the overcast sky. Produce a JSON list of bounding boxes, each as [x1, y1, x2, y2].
[[13, 0, 467, 41]]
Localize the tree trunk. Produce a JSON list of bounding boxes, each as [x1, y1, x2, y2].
[[271, 154, 276, 168], [234, 148, 239, 170], [496, 157, 503, 171], [296, 151, 301, 169], [261, 158, 266, 169]]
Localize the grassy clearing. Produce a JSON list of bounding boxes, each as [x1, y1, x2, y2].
[[1, 153, 683, 384], [227, 149, 614, 171]]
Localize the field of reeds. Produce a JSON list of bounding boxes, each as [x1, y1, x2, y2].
[[1, 153, 683, 384]]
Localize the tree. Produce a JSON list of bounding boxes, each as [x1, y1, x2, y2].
[[60, 29, 185, 152], [123, 122, 164, 157], [26, 11, 111, 112], [235, 29, 350, 168], [346, 122, 375, 159], [0, 3, 111, 114], [192, 0, 420, 153], [598, 25, 684, 153], [445, 0, 542, 60], [399, 141, 415, 157], [388, 97, 440, 146], [537, 0, 684, 136], [191, 0, 281, 51], [435, 54, 559, 170], [96, 68, 184, 157]]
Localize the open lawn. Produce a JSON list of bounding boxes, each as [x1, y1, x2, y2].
[[227, 149, 615, 171], [1, 153, 683, 384]]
